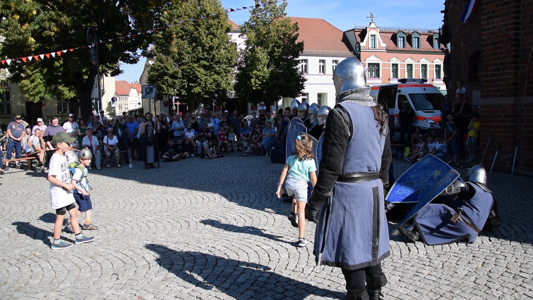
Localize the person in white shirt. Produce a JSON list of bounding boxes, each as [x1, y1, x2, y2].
[[63, 114, 79, 138], [435, 135, 447, 160], [456, 80, 467, 97], [103, 128, 120, 168], [82, 127, 101, 170], [32, 118, 47, 134], [99, 110, 109, 124], [171, 114, 185, 143]]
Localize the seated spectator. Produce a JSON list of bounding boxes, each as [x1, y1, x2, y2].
[[435, 135, 447, 160], [405, 133, 426, 163], [32, 118, 47, 135], [196, 123, 211, 155], [227, 127, 237, 152], [240, 121, 252, 156], [203, 140, 220, 159], [250, 123, 263, 155], [22, 127, 33, 155], [103, 128, 120, 168], [29, 128, 46, 168], [161, 139, 181, 162], [184, 124, 196, 156], [424, 135, 438, 157], [82, 127, 101, 170], [217, 126, 229, 154], [260, 121, 276, 156], [175, 138, 190, 159], [410, 126, 422, 149], [77, 119, 87, 147]]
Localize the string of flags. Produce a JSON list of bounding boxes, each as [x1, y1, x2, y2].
[[0, 0, 287, 66]]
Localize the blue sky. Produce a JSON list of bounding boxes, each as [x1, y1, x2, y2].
[[116, 0, 445, 83]]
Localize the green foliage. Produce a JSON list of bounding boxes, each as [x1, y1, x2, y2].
[[234, 0, 306, 105], [147, 0, 237, 111], [0, 0, 168, 118]]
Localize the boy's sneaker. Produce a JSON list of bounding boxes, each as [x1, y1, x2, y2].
[[51, 240, 73, 250], [288, 212, 298, 228], [75, 235, 95, 245], [297, 238, 308, 247]]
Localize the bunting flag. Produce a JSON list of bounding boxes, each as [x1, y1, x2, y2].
[[460, 0, 479, 23], [0, 0, 287, 65]]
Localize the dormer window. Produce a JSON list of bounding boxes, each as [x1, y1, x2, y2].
[[410, 32, 421, 49], [370, 35, 377, 48], [397, 31, 406, 49], [432, 33, 440, 49]]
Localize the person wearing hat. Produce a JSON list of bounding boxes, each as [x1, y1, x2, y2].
[[5, 115, 26, 164], [32, 118, 47, 135], [103, 127, 121, 168], [63, 114, 79, 138], [48, 132, 95, 249]]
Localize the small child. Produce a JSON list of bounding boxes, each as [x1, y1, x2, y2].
[[217, 126, 229, 154], [47, 132, 95, 250], [435, 135, 447, 160], [466, 112, 480, 162], [276, 135, 317, 247], [69, 149, 99, 231], [228, 127, 236, 152]]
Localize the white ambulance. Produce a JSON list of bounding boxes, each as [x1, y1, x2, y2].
[[370, 79, 444, 134]]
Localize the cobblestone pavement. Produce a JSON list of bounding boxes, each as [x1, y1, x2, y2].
[[0, 155, 532, 299]]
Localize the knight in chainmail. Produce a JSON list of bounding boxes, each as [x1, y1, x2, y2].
[[306, 57, 392, 300]]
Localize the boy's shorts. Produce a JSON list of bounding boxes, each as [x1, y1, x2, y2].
[[74, 193, 93, 212], [56, 203, 76, 215], [285, 177, 308, 202]]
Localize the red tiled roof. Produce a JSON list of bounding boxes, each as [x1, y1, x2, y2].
[[289, 17, 353, 55], [115, 81, 131, 96], [228, 19, 239, 30], [131, 83, 142, 94]]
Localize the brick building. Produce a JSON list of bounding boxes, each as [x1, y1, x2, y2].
[[443, 0, 533, 175]]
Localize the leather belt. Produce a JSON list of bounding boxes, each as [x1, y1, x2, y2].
[[451, 210, 481, 233], [337, 172, 380, 183]]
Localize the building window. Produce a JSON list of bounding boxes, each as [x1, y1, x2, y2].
[[421, 64, 428, 79], [406, 64, 413, 79], [370, 35, 376, 48], [398, 36, 405, 48], [433, 35, 440, 49], [368, 63, 380, 78], [319, 60, 326, 74], [57, 98, 70, 114], [413, 37, 420, 49], [435, 65, 442, 79], [317, 93, 327, 106], [0, 90, 11, 115], [332, 60, 339, 73], [300, 59, 308, 74], [301, 93, 309, 103], [391, 64, 399, 79]]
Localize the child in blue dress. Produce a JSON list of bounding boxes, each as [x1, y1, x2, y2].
[[276, 134, 317, 247]]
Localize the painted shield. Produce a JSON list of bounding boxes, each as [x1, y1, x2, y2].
[[285, 118, 307, 160], [386, 154, 459, 204], [315, 133, 324, 171]]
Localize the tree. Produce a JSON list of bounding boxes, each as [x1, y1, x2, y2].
[[0, 0, 167, 119], [234, 0, 305, 105], [147, 0, 237, 112]]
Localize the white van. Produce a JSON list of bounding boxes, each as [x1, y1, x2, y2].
[[370, 79, 444, 133]]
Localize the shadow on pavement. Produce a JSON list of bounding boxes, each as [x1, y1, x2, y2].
[[12, 221, 77, 247], [145, 244, 345, 300], [200, 219, 291, 245]]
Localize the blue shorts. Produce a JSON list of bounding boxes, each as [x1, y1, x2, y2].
[[74, 193, 93, 212], [285, 177, 308, 202]]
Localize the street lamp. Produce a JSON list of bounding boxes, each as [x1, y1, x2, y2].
[[87, 27, 102, 113]]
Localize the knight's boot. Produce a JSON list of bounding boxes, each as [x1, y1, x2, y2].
[[344, 288, 369, 300], [366, 274, 387, 300]]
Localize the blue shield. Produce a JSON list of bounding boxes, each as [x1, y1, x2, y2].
[[386, 154, 459, 204], [308, 135, 319, 170], [285, 118, 307, 160]]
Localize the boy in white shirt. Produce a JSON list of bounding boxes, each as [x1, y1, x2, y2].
[[48, 132, 95, 250]]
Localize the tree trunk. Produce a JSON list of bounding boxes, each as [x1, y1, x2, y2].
[[76, 68, 97, 121]]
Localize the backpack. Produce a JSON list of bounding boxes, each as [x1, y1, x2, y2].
[[68, 163, 86, 179]]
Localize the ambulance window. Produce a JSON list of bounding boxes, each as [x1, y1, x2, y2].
[[387, 93, 397, 110], [398, 94, 410, 109], [409, 93, 444, 111]]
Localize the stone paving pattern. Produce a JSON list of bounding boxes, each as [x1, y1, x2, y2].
[[0, 156, 532, 299]]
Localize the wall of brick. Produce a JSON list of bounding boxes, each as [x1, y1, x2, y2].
[[445, 0, 533, 175]]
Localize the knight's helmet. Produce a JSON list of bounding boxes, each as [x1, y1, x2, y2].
[[317, 106, 331, 126], [465, 165, 487, 185], [333, 57, 366, 101], [78, 148, 93, 160], [308, 103, 320, 123], [297, 102, 310, 120], [290, 99, 300, 111]]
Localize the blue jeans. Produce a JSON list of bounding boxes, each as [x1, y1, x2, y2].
[[6, 138, 22, 159]]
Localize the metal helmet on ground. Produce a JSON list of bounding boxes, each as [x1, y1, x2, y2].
[[78, 148, 93, 160], [309, 103, 320, 123], [317, 106, 331, 126], [290, 99, 300, 111], [297, 102, 310, 120], [333, 57, 366, 96], [465, 165, 487, 185]]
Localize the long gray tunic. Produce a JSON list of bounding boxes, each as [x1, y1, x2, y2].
[[314, 102, 390, 270]]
